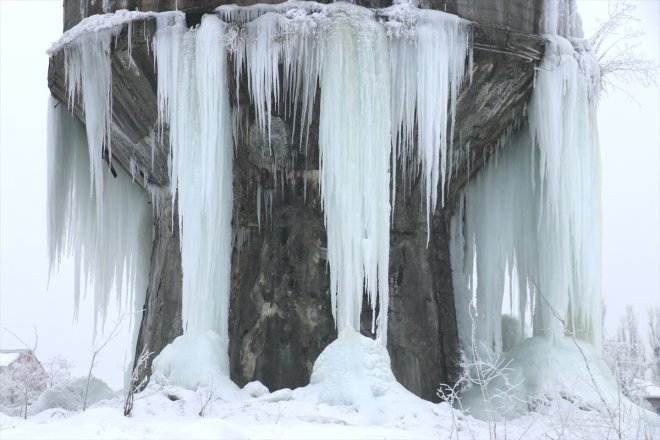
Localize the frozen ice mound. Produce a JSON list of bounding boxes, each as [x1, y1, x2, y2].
[[310, 328, 396, 407]]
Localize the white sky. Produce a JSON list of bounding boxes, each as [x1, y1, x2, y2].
[[0, 0, 658, 390]]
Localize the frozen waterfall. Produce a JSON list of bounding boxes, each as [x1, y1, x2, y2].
[[154, 14, 235, 346], [449, 35, 601, 360], [44, 0, 603, 403], [47, 97, 152, 335]]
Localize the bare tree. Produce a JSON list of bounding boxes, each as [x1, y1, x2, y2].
[[648, 308, 660, 385], [589, 0, 659, 94], [43, 356, 73, 389], [603, 306, 647, 404], [83, 319, 122, 411]]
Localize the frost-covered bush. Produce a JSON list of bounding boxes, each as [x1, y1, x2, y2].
[[602, 306, 650, 406], [43, 356, 72, 390], [0, 352, 47, 414], [648, 308, 660, 387]]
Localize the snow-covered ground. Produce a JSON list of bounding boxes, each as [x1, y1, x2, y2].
[[2, 331, 659, 440], [2, 378, 659, 440]]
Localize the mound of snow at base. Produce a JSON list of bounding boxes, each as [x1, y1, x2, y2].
[[460, 336, 660, 425], [310, 328, 396, 400], [309, 327, 403, 417], [151, 331, 239, 396], [29, 376, 115, 414]]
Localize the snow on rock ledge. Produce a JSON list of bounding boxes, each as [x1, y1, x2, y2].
[[46, 10, 180, 55]]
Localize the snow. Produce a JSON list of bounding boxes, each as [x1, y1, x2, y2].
[[47, 10, 177, 55], [458, 336, 660, 422], [2, 369, 658, 439], [151, 331, 237, 395], [647, 384, 660, 399], [30, 376, 114, 414], [0, 353, 20, 368], [310, 328, 396, 409]]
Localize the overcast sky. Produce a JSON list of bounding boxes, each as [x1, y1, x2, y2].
[[0, 0, 658, 390]]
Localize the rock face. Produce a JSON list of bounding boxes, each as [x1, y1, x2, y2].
[[134, 195, 183, 378], [49, 0, 545, 401]]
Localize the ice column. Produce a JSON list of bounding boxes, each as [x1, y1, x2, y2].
[[450, 35, 601, 359], [318, 5, 392, 343], [154, 14, 234, 347]]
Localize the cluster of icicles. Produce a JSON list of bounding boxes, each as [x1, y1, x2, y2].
[[451, 37, 602, 362], [47, 0, 601, 379], [48, 1, 470, 351]]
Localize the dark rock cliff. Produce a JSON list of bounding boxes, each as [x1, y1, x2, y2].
[[49, 0, 545, 401]]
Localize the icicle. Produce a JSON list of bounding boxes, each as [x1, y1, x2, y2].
[[318, 4, 391, 343], [232, 226, 251, 260], [257, 184, 262, 232], [62, 29, 114, 217], [226, 4, 326, 153], [383, 4, 469, 241], [49, 10, 181, 217], [542, 0, 582, 38], [47, 97, 152, 337], [154, 14, 234, 348], [450, 35, 601, 361]]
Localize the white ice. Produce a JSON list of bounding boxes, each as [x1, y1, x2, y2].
[[47, 98, 152, 337], [154, 14, 234, 353]]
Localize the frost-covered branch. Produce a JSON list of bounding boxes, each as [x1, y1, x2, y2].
[[83, 318, 122, 412], [124, 345, 152, 417], [588, 0, 659, 93], [648, 308, 660, 385]]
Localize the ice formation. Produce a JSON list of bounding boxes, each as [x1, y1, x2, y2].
[[459, 336, 625, 420], [51, 2, 622, 410], [383, 5, 469, 232], [217, 2, 469, 341], [449, 31, 601, 362], [317, 4, 392, 340], [217, 2, 326, 151], [47, 98, 152, 332], [48, 1, 471, 368], [154, 14, 235, 347], [151, 331, 234, 392], [310, 328, 396, 408]]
